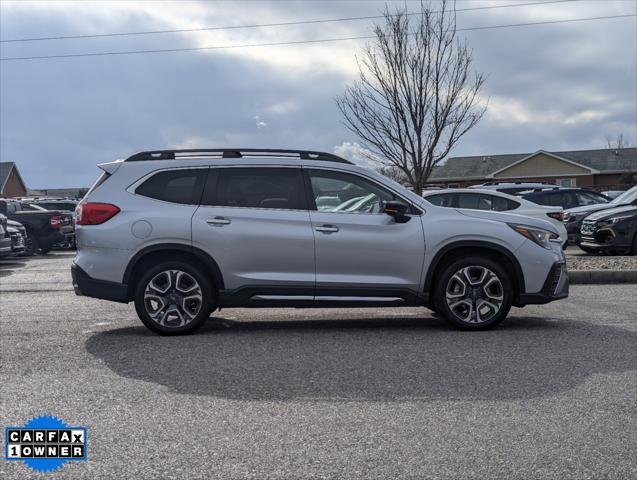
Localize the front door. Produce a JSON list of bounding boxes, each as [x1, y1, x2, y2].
[[305, 168, 425, 297]]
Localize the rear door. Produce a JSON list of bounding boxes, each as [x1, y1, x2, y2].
[[191, 166, 315, 292], [305, 168, 425, 294]]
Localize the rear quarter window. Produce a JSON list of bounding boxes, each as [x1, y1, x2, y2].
[[136, 169, 207, 205]]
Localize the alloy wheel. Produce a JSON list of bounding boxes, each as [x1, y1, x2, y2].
[[445, 266, 504, 324], [143, 270, 203, 328]]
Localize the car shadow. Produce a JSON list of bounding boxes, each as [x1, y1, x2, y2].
[[85, 314, 636, 402], [0, 260, 27, 277]]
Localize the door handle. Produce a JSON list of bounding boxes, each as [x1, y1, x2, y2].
[[206, 217, 231, 226], [315, 224, 339, 233]]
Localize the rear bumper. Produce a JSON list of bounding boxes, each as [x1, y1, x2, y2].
[[39, 231, 65, 249], [517, 262, 569, 306], [71, 263, 129, 303]]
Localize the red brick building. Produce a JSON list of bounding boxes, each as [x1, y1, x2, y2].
[[428, 148, 637, 190], [0, 162, 27, 198]]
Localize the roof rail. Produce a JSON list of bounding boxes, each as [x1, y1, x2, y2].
[[125, 148, 352, 164]]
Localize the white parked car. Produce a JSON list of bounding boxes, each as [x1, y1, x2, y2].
[[423, 188, 568, 246]]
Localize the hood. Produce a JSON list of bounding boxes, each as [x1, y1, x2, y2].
[[456, 209, 559, 235], [586, 205, 637, 222], [565, 202, 614, 216], [6, 219, 24, 228]]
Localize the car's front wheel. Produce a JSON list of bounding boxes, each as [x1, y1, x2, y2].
[[434, 256, 513, 330], [134, 261, 214, 335]]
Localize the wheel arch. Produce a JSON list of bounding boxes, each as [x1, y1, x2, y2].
[[424, 240, 525, 301], [123, 243, 225, 300]]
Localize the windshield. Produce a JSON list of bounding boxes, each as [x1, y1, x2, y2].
[[610, 186, 637, 205]]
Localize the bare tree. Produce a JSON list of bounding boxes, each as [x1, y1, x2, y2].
[[605, 133, 631, 150], [336, 0, 486, 195], [377, 165, 409, 184]]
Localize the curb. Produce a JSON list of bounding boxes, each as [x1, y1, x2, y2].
[[569, 270, 637, 285]]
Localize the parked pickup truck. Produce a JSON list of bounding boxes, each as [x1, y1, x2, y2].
[[0, 199, 73, 255]]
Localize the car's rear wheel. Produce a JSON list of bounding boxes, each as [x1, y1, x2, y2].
[[134, 261, 214, 335], [434, 256, 513, 330]]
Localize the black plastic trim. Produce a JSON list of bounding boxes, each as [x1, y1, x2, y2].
[[122, 243, 225, 293], [518, 262, 569, 305], [72, 263, 129, 303], [219, 285, 428, 308], [423, 240, 526, 295]]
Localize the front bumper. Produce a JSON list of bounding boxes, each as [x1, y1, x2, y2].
[[71, 263, 129, 303], [517, 262, 569, 305], [9, 233, 25, 254], [565, 221, 582, 245], [580, 223, 632, 251], [0, 238, 12, 257]]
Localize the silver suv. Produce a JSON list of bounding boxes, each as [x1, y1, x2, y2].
[[72, 149, 569, 334]]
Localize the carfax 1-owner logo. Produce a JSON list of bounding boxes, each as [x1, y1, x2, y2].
[[4, 415, 87, 474]]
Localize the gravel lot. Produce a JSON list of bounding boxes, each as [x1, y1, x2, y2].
[[1, 253, 636, 479], [565, 246, 637, 271]]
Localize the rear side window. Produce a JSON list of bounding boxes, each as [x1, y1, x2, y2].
[[426, 194, 455, 207], [457, 193, 493, 210], [492, 197, 519, 211], [202, 167, 306, 210], [136, 169, 207, 205]]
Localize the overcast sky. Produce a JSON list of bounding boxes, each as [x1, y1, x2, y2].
[[1, 0, 636, 188]]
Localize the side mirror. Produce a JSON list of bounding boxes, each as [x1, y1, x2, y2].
[[383, 200, 410, 223]]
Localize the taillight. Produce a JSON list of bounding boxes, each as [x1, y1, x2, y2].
[[50, 215, 61, 229], [546, 211, 563, 222], [75, 203, 120, 225]]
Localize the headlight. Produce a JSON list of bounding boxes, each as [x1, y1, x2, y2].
[[508, 223, 559, 249]]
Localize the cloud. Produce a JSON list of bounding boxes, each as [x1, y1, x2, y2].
[[254, 115, 268, 129], [1, 0, 635, 187], [333, 142, 380, 169]]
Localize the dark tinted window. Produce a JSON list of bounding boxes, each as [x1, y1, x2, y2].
[[532, 191, 576, 207], [496, 187, 528, 195], [136, 169, 207, 204], [457, 193, 494, 210], [426, 194, 455, 207], [203, 168, 305, 210]]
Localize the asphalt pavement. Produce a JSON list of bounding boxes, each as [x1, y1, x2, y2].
[[1, 253, 636, 479]]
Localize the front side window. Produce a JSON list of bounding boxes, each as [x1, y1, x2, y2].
[[136, 169, 207, 205], [203, 167, 306, 210], [308, 169, 396, 214]]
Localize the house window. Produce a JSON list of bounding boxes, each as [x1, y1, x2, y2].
[[557, 178, 576, 187]]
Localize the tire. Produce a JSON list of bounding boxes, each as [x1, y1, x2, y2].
[[434, 256, 513, 330], [134, 261, 215, 335], [631, 234, 637, 256], [578, 245, 598, 254], [23, 233, 39, 256], [40, 247, 51, 255]]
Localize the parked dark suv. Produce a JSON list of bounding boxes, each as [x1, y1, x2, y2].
[[520, 188, 610, 210], [580, 206, 637, 255], [564, 186, 637, 248]]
